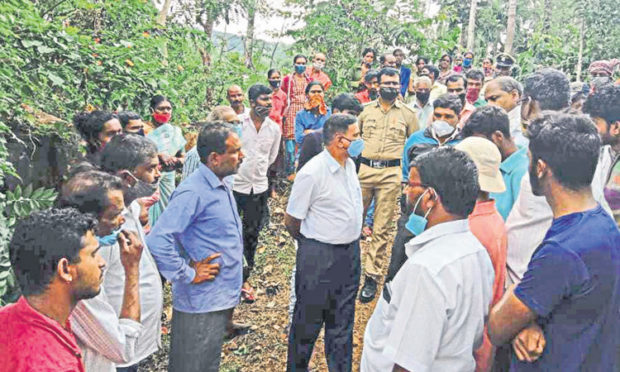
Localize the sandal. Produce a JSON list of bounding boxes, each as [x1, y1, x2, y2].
[[241, 288, 256, 303]]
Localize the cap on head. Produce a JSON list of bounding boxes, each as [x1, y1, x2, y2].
[[455, 137, 506, 193], [495, 53, 515, 68]]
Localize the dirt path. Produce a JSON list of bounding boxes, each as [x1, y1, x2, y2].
[[143, 184, 396, 372]]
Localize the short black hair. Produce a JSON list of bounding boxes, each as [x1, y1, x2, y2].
[[150, 95, 171, 111], [484, 57, 494, 64], [100, 134, 158, 173], [332, 93, 364, 116], [322, 114, 357, 146], [446, 73, 468, 89], [433, 94, 463, 116], [197, 121, 235, 163], [492, 76, 523, 96], [304, 81, 324, 95], [10, 208, 97, 296], [523, 68, 570, 111], [410, 147, 479, 217], [58, 170, 124, 216], [416, 56, 429, 65], [364, 69, 380, 83], [267, 69, 280, 79], [440, 53, 452, 63], [362, 47, 376, 59], [379, 53, 393, 65], [117, 111, 141, 128], [465, 69, 485, 82], [378, 67, 400, 83], [293, 54, 307, 64], [462, 105, 511, 139], [583, 85, 620, 126], [423, 65, 440, 80], [527, 112, 601, 191], [73, 110, 117, 150], [464, 51, 474, 58], [248, 83, 273, 102], [393, 48, 405, 56]]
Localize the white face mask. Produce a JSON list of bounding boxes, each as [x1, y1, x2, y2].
[[313, 62, 325, 71], [431, 120, 456, 137]]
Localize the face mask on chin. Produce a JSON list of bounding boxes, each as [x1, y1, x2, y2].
[[123, 171, 159, 205], [405, 189, 433, 236], [254, 104, 272, 118], [96, 227, 122, 246]]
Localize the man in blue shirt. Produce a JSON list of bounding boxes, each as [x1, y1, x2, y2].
[[146, 122, 244, 372], [385, 94, 463, 284], [461, 105, 529, 220], [393, 48, 411, 97], [488, 112, 620, 371]]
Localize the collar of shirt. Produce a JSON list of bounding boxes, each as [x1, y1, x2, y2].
[[461, 102, 476, 114], [324, 149, 347, 174], [470, 199, 498, 217], [15, 296, 82, 356], [413, 100, 432, 111], [405, 219, 470, 257], [508, 105, 521, 127], [374, 98, 403, 112], [429, 126, 460, 144], [501, 145, 528, 174], [199, 163, 226, 190]]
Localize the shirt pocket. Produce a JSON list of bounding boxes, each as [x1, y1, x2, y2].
[[362, 120, 378, 141], [387, 119, 407, 142]]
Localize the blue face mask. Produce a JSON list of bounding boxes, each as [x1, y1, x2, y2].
[[346, 138, 365, 157], [96, 227, 122, 246], [463, 58, 473, 68], [294, 64, 306, 74], [405, 189, 433, 236]]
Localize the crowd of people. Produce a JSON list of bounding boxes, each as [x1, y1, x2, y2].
[[0, 46, 619, 372]]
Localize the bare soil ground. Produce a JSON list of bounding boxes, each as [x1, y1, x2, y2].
[[142, 182, 397, 372]]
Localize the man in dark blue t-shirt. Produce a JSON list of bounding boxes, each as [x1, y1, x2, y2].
[[488, 112, 620, 371]]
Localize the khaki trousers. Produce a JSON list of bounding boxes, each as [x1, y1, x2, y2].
[[358, 163, 402, 281]]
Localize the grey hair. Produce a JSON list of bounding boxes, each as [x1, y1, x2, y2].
[[493, 76, 523, 97]]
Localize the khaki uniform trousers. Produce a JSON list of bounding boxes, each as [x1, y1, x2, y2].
[[359, 163, 402, 281]]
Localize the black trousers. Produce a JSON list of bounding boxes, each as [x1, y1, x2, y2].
[[385, 195, 415, 283], [287, 237, 361, 372], [233, 190, 269, 282]]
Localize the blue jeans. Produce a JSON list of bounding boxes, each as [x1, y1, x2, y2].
[[285, 139, 296, 175], [365, 199, 376, 228]]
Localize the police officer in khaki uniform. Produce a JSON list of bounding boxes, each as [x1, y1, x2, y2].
[[358, 67, 419, 303]]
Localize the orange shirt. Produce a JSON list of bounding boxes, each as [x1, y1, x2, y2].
[[307, 67, 332, 91], [469, 199, 507, 372]]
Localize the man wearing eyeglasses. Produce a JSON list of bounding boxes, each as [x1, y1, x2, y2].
[[358, 67, 420, 303]]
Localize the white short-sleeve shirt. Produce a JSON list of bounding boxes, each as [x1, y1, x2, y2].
[[361, 219, 494, 372], [286, 150, 363, 244]]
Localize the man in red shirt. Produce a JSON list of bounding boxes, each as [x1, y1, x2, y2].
[[355, 69, 380, 104], [306, 52, 332, 91], [0, 208, 107, 372], [455, 137, 507, 372]]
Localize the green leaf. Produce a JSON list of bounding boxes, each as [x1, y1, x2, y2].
[[13, 185, 21, 199], [37, 45, 55, 54], [21, 39, 42, 48], [23, 184, 32, 197], [46, 72, 64, 86]]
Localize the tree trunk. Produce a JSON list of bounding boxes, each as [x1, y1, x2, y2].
[[505, 0, 517, 54], [542, 0, 552, 32], [244, 0, 256, 70], [576, 17, 585, 82], [466, 0, 478, 51], [156, 0, 172, 26]]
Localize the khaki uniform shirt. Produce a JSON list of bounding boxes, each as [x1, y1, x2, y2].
[[358, 99, 419, 161]]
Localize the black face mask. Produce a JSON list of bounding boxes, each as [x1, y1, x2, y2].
[[269, 80, 281, 89], [124, 174, 159, 205], [380, 87, 399, 102], [254, 105, 272, 118], [416, 91, 430, 104], [458, 93, 466, 107]]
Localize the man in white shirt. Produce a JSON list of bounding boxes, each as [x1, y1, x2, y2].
[[233, 84, 281, 300], [285, 114, 364, 371], [69, 134, 164, 372], [362, 147, 494, 372], [484, 77, 527, 146]]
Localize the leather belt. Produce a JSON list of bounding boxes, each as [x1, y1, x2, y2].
[[360, 157, 401, 169]]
